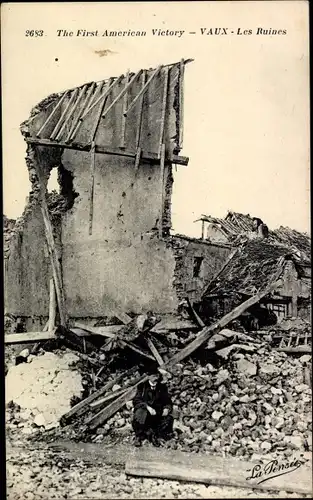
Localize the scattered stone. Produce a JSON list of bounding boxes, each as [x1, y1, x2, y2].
[[235, 359, 257, 377]]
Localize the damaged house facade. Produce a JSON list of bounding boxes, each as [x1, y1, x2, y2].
[[197, 212, 311, 325], [4, 60, 231, 331]]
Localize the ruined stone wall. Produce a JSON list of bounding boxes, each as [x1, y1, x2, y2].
[[60, 149, 178, 316], [169, 235, 232, 304]]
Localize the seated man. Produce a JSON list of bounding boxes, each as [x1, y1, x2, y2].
[[132, 370, 173, 447]]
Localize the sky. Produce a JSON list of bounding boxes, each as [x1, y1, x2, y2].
[[1, 1, 310, 238]]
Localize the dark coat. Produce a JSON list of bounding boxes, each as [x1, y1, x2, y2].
[[133, 381, 173, 417]]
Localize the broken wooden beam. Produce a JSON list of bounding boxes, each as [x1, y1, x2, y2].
[[89, 387, 127, 410], [146, 337, 164, 366], [186, 297, 205, 327], [36, 91, 68, 138], [85, 273, 286, 429], [125, 447, 312, 495], [61, 366, 138, 424], [72, 322, 117, 338], [118, 339, 155, 361], [50, 89, 78, 140], [87, 374, 149, 430], [166, 274, 285, 368], [26, 137, 189, 166], [5, 329, 57, 345]]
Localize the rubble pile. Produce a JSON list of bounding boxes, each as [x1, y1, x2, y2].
[[6, 350, 84, 435], [166, 348, 312, 458], [5, 310, 312, 463], [72, 340, 312, 460]]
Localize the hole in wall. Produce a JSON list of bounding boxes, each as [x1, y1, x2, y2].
[[47, 168, 60, 194]]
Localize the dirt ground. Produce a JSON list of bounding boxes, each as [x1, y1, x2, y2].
[[6, 437, 311, 500]]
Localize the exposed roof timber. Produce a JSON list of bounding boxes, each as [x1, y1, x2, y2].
[[26, 137, 189, 166], [55, 58, 194, 96]]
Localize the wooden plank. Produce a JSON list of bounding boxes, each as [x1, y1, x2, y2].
[[134, 147, 141, 172], [121, 70, 129, 148], [67, 82, 98, 141], [125, 447, 312, 495], [61, 366, 138, 424], [186, 297, 205, 327], [88, 142, 96, 235], [87, 374, 149, 430], [31, 146, 67, 325], [119, 340, 155, 362], [165, 275, 285, 369], [89, 387, 127, 410], [48, 278, 56, 331], [26, 137, 189, 166], [146, 337, 164, 366], [5, 330, 57, 345], [201, 220, 205, 239], [178, 59, 185, 149], [102, 70, 142, 119], [276, 346, 311, 354], [158, 143, 166, 238], [82, 76, 123, 120], [50, 90, 78, 140], [125, 66, 161, 116], [158, 67, 169, 158], [36, 91, 68, 137], [90, 78, 114, 143], [73, 322, 117, 338], [135, 71, 146, 148], [55, 88, 81, 141], [66, 83, 95, 142], [71, 319, 198, 338]]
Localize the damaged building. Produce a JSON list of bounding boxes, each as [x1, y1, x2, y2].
[[4, 62, 311, 334], [4, 59, 232, 331], [197, 212, 311, 326]]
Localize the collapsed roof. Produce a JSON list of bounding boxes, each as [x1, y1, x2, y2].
[[202, 239, 310, 298], [21, 59, 193, 166], [198, 211, 311, 262]]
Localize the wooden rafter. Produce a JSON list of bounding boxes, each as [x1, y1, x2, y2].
[[101, 70, 142, 120], [121, 70, 129, 148], [125, 66, 161, 117], [178, 59, 185, 149], [36, 91, 68, 138], [50, 90, 78, 140], [158, 67, 169, 158], [135, 71, 146, 148], [55, 88, 82, 141], [66, 82, 97, 142]]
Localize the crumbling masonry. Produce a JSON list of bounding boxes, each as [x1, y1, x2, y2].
[[4, 60, 231, 331]]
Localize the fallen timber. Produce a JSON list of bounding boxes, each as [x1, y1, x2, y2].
[[82, 274, 284, 430]]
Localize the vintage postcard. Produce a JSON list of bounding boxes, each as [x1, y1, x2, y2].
[[2, 1, 311, 498]]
